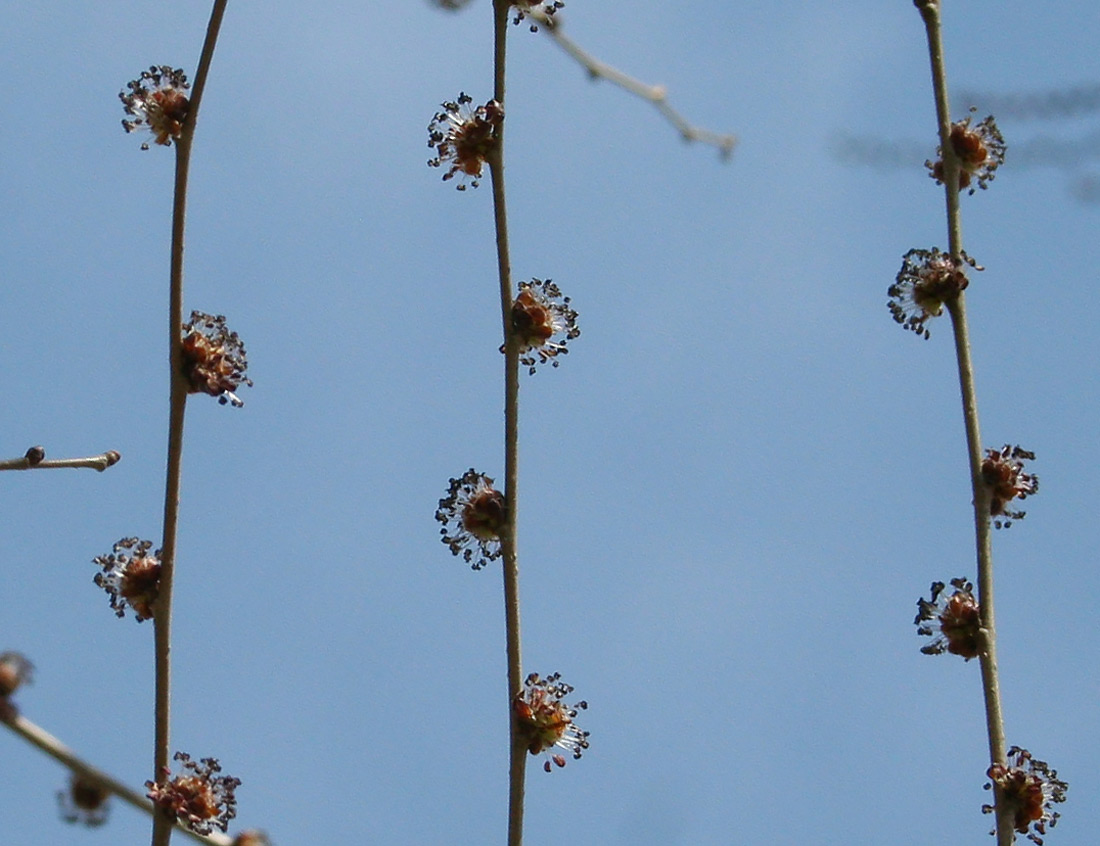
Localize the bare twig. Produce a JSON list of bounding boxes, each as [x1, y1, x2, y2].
[[0, 447, 120, 472], [0, 711, 231, 846], [530, 9, 737, 158]]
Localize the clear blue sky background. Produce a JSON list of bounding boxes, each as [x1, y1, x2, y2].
[[3, 2, 1098, 844]]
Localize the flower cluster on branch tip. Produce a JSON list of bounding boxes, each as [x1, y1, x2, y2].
[[982, 445, 1038, 529], [888, 247, 980, 339], [93, 537, 162, 622], [436, 470, 505, 570], [181, 311, 252, 407], [506, 279, 580, 374], [120, 66, 190, 150], [514, 672, 590, 772], [512, 1, 564, 31], [984, 747, 1067, 845], [915, 578, 980, 660], [58, 775, 110, 827], [927, 110, 1006, 195], [147, 752, 240, 836], [428, 94, 503, 190]]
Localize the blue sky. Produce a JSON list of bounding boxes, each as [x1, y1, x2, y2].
[[2, 1, 1099, 844]]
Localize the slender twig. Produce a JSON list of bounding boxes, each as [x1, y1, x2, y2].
[[529, 9, 737, 158], [0, 447, 120, 472], [151, 4, 230, 846], [0, 712, 231, 846], [489, 3, 526, 845], [913, 3, 1011, 844]]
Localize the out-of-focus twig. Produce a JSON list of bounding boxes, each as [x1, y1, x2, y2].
[[0, 711, 231, 846], [531, 10, 737, 158], [0, 446, 120, 472]]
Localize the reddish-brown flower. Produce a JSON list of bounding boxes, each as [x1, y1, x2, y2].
[[915, 578, 981, 660], [927, 110, 1006, 194], [984, 746, 1067, 845], [181, 311, 252, 407], [888, 248, 980, 339], [120, 66, 190, 150], [436, 470, 506, 570], [428, 94, 504, 190], [58, 774, 110, 827], [0, 651, 33, 699], [982, 445, 1039, 528], [147, 752, 240, 836], [513, 672, 590, 772], [93, 537, 162, 622], [512, 1, 564, 31], [232, 831, 272, 846], [506, 279, 580, 374]]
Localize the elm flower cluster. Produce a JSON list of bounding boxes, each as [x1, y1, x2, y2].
[[982, 445, 1039, 528], [927, 110, 1006, 194], [984, 747, 1067, 845], [0, 651, 33, 721], [915, 578, 980, 660], [147, 752, 240, 836], [888, 247, 980, 339], [181, 311, 252, 407], [512, 0, 564, 31], [514, 672, 590, 772], [436, 470, 505, 570], [58, 775, 110, 827], [507, 279, 580, 374], [120, 66, 190, 150], [93, 537, 162, 622], [428, 94, 503, 190]]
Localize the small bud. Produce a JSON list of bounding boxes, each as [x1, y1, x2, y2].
[[0, 651, 34, 699], [24, 446, 45, 465], [58, 774, 111, 827]]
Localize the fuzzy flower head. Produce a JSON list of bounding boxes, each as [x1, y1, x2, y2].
[[915, 578, 980, 660], [507, 279, 580, 374], [58, 775, 110, 827], [181, 311, 252, 407], [514, 672, 589, 772], [232, 831, 272, 846], [93, 537, 162, 622], [436, 470, 505, 570], [428, 93, 504, 190], [147, 752, 240, 836], [982, 445, 1039, 528], [512, 0, 564, 31], [984, 746, 1067, 845], [927, 110, 1006, 195], [120, 66, 190, 150], [888, 248, 980, 339]]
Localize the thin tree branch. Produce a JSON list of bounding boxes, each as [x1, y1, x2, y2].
[[0, 711, 231, 846], [0, 447, 120, 472], [914, 3, 1011, 844], [490, 3, 526, 845], [151, 4, 230, 846], [530, 9, 737, 158]]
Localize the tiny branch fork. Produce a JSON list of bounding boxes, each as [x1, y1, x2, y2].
[[0, 447, 120, 472], [0, 712, 231, 846], [151, 3, 230, 846], [913, 3, 1011, 845], [529, 9, 737, 157]]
